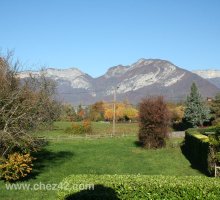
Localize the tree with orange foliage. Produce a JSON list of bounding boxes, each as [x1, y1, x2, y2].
[[139, 96, 170, 149], [104, 108, 113, 121], [116, 103, 126, 120], [124, 107, 139, 121], [89, 101, 105, 121], [167, 103, 185, 124], [103, 102, 138, 122]]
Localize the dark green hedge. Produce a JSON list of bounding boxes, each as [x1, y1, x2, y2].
[[197, 127, 217, 135], [183, 129, 212, 175], [57, 175, 220, 200]]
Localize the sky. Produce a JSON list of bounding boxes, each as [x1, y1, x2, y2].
[[0, 0, 220, 77]]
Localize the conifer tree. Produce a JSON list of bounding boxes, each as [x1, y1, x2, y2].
[[184, 83, 210, 127]]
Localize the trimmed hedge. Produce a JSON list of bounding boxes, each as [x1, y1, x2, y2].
[[197, 127, 217, 135], [57, 175, 220, 200], [183, 129, 212, 175], [183, 127, 220, 175]]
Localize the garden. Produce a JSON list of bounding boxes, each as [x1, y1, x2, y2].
[[0, 122, 208, 200], [1, 55, 220, 199]]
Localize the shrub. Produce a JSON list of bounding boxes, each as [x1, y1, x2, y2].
[[65, 120, 92, 135], [138, 96, 170, 148], [215, 124, 220, 135], [71, 123, 85, 135], [209, 126, 220, 165], [0, 152, 35, 181], [82, 120, 92, 133], [58, 175, 220, 200], [183, 127, 220, 175], [64, 127, 74, 134], [212, 118, 220, 126]]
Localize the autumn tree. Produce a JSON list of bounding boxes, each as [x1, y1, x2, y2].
[[89, 101, 105, 121], [124, 107, 139, 121], [103, 111, 111, 121], [103, 102, 138, 122], [138, 96, 170, 149], [184, 83, 210, 127], [167, 103, 185, 124], [76, 104, 85, 121]]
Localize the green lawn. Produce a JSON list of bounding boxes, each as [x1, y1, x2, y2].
[[33, 121, 139, 138], [0, 122, 203, 200]]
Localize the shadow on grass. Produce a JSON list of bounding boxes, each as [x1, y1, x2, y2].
[[65, 184, 120, 200], [133, 141, 142, 147], [24, 149, 74, 180], [180, 142, 209, 176]]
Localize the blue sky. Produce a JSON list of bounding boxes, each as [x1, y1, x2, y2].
[[0, 0, 220, 77]]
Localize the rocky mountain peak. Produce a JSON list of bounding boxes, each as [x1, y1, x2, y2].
[[45, 67, 86, 78], [104, 65, 129, 78], [130, 58, 175, 70], [19, 67, 92, 89], [131, 58, 152, 68], [19, 67, 86, 78]]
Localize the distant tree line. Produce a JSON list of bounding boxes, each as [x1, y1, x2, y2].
[[59, 82, 220, 131], [59, 101, 139, 122]]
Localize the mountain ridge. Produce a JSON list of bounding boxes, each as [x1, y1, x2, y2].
[[19, 59, 220, 104], [193, 69, 220, 79], [193, 70, 220, 89]]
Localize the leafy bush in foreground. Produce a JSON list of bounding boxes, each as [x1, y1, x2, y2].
[[0, 153, 34, 181], [58, 174, 220, 200]]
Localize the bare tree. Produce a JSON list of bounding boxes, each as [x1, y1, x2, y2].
[[0, 53, 60, 158]]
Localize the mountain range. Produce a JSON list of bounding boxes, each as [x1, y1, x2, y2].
[[193, 70, 220, 89], [19, 59, 220, 105]]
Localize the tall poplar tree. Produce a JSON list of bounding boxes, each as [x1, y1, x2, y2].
[[184, 83, 210, 127]]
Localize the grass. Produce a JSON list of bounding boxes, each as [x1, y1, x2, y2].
[[33, 121, 139, 138], [0, 122, 204, 200]]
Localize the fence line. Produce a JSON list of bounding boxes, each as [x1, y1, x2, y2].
[[37, 133, 137, 141], [37, 131, 185, 141]]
